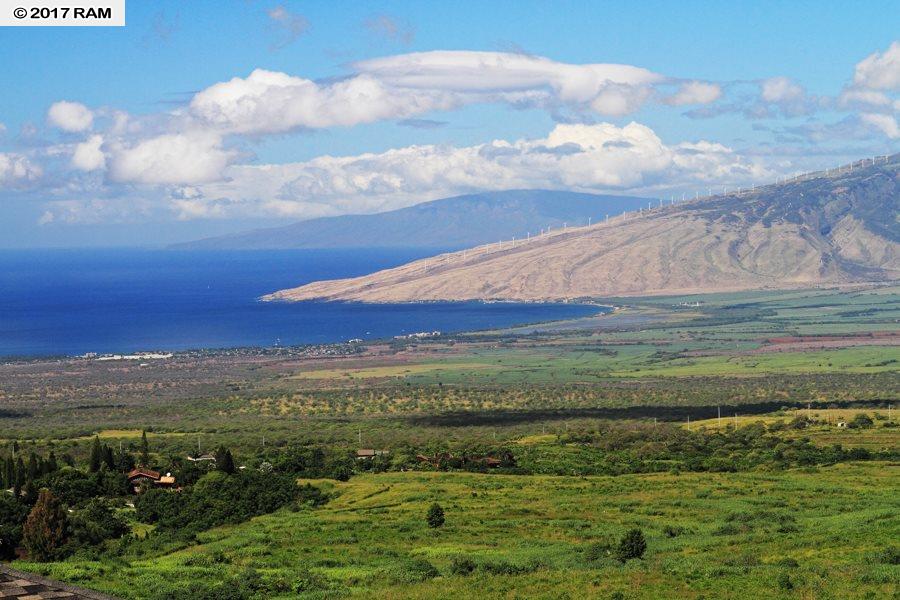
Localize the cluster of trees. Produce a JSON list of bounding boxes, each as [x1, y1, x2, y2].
[[523, 419, 897, 475], [388, 418, 896, 477], [1, 444, 66, 499], [288, 379, 895, 418], [87, 435, 141, 473], [19, 490, 128, 561], [267, 445, 356, 481], [1, 483, 127, 561], [1, 439, 338, 561], [0, 442, 131, 559], [135, 470, 324, 537]]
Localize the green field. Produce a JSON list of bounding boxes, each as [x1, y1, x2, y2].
[[17, 463, 899, 599]]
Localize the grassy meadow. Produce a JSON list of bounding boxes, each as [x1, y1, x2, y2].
[[17, 463, 899, 599]]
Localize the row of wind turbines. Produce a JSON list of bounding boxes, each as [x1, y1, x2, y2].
[[419, 154, 894, 273]]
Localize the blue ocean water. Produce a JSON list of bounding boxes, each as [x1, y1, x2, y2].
[[0, 249, 603, 358]]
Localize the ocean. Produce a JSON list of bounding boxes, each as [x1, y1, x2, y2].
[[0, 249, 604, 358]]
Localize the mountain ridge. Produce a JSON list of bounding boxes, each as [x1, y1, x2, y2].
[[171, 190, 649, 250], [265, 154, 900, 303]]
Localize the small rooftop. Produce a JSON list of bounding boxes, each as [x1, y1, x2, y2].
[[0, 564, 119, 599], [126, 468, 160, 480]]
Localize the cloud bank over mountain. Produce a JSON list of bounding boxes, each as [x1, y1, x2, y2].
[[4, 40, 899, 229]]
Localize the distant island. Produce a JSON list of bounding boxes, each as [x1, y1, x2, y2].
[[170, 190, 649, 250]]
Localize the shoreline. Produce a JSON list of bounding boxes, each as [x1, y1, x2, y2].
[[0, 300, 610, 365]]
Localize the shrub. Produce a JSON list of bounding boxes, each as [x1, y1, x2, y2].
[[663, 525, 686, 538], [774, 557, 799, 568], [848, 413, 874, 429], [876, 546, 900, 565], [181, 553, 215, 567], [478, 560, 539, 575], [585, 541, 612, 562], [427, 503, 445, 528], [292, 567, 330, 593], [614, 528, 646, 563], [449, 556, 477, 576], [387, 558, 440, 583], [776, 572, 793, 590]]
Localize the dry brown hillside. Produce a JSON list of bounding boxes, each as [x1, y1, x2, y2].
[[264, 155, 900, 302]]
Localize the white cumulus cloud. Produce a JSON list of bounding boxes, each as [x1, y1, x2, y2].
[[0, 152, 41, 187], [665, 81, 722, 106], [182, 122, 770, 221], [190, 69, 458, 134], [107, 131, 237, 184], [47, 101, 94, 132], [761, 76, 805, 103], [860, 112, 900, 139], [853, 41, 900, 91], [188, 51, 669, 134], [71, 134, 106, 171]]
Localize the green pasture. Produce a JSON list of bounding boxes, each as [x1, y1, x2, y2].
[[20, 462, 899, 599]]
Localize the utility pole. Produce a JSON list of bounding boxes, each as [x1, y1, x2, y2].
[[717, 405, 721, 427]]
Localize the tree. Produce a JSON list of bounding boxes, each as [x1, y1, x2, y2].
[[45, 452, 58, 475], [89, 436, 102, 473], [427, 503, 445, 528], [2, 456, 13, 489], [615, 528, 647, 562], [14, 455, 25, 498], [849, 413, 874, 429], [27, 453, 39, 480], [22, 488, 68, 562], [0, 494, 28, 560], [22, 478, 38, 506], [140, 430, 150, 466], [102, 445, 115, 471], [115, 449, 135, 473], [68, 499, 128, 547], [215, 446, 236, 474]]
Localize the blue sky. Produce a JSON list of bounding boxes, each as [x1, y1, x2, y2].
[[1, 0, 898, 247]]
